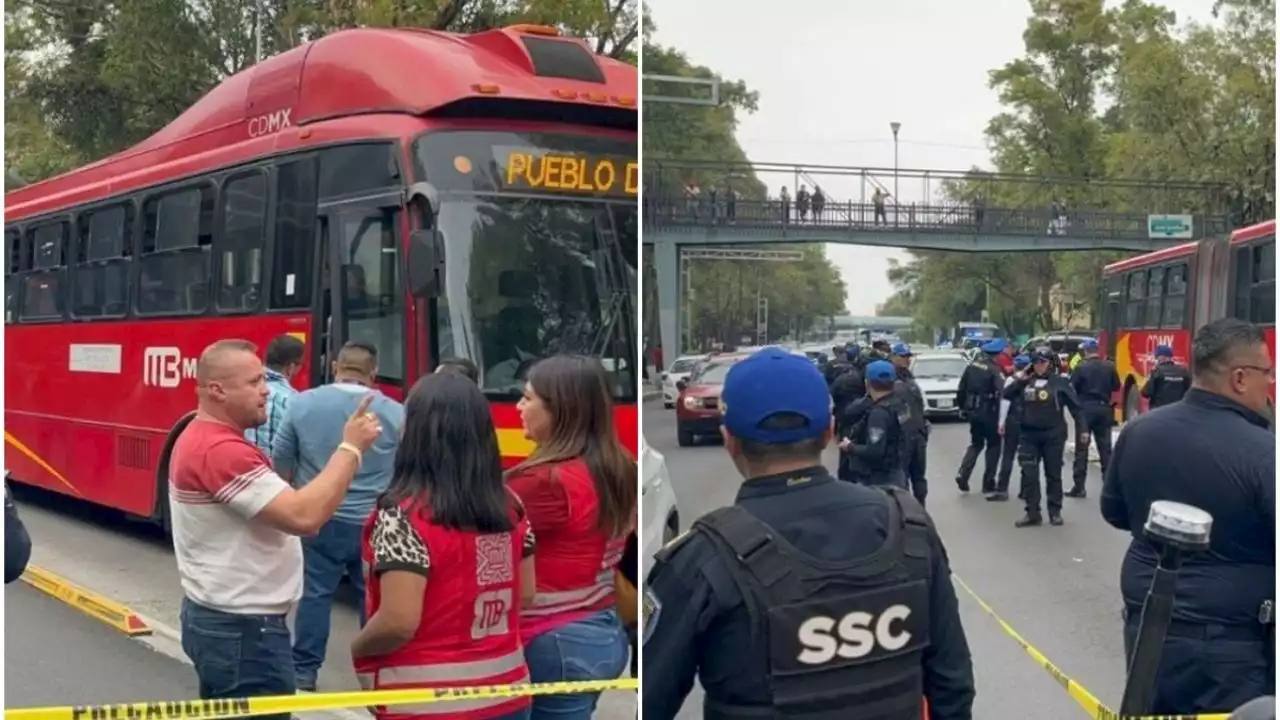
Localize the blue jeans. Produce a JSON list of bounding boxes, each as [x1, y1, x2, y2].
[[293, 518, 366, 686], [180, 598, 294, 720], [524, 608, 629, 720]]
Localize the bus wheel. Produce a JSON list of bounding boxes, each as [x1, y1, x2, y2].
[[154, 411, 198, 535]]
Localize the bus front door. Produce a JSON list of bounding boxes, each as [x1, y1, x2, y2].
[[314, 194, 408, 401]]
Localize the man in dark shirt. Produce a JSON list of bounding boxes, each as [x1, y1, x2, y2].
[[1101, 318, 1275, 715], [642, 347, 975, 719]]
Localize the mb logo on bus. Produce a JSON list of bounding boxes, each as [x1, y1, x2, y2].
[[143, 347, 196, 388]]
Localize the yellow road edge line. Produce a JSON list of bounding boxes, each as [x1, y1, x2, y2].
[[20, 565, 152, 638]]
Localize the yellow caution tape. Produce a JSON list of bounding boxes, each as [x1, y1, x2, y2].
[[4, 678, 637, 720], [952, 575, 1231, 720]]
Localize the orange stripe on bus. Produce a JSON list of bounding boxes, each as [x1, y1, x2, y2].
[[4, 431, 83, 497]]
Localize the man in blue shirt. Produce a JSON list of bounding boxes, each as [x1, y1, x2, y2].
[[245, 334, 305, 456], [272, 341, 404, 692]]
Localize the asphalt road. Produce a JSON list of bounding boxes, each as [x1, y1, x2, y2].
[[644, 399, 1132, 720], [10, 484, 636, 719], [5, 582, 200, 708]]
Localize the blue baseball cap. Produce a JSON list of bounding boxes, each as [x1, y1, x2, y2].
[[891, 342, 912, 357], [721, 347, 832, 444], [1014, 354, 1031, 368], [1155, 345, 1173, 358], [1080, 339, 1098, 351], [865, 359, 896, 384], [981, 339, 1007, 353]]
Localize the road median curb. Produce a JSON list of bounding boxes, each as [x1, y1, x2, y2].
[[21, 564, 152, 637]]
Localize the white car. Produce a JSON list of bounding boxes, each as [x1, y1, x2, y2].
[[910, 352, 970, 418], [640, 435, 680, 582], [660, 355, 706, 408]]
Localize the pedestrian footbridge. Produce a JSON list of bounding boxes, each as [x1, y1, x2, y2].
[[644, 159, 1232, 365]]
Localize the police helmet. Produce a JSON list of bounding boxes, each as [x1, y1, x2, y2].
[[1080, 338, 1099, 352], [1154, 344, 1173, 358], [980, 339, 1007, 354], [890, 342, 912, 357], [1014, 354, 1031, 369]]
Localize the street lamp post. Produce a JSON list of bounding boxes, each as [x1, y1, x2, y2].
[[889, 121, 901, 202]]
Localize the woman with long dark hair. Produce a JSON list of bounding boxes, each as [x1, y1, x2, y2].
[[507, 355, 637, 720], [352, 373, 536, 720]]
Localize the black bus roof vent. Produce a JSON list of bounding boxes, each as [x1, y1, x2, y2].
[[520, 36, 606, 84]]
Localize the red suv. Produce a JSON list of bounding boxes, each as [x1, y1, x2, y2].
[[675, 355, 746, 447]]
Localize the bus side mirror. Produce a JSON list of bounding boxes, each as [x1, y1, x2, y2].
[[408, 228, 444, 298]]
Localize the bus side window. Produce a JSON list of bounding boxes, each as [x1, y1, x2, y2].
[[1144, 266, 1164, 329], [1160, 263, 1187, 329], [5, 227, 23, 324], [270, 159, 318, 310], [216, 172, 268, 314], [137, 184, 215, 317], [1124, 270, 1146, 328], [72, 204, 133, 320], [20, 220, 69, 322], [1249, 240, 1275, 325]]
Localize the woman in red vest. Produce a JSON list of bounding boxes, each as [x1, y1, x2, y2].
[[351, 373, 536, 720], [508, 355, 637, 720]]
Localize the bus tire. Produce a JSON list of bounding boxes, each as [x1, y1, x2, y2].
[[154, 411, 198, 535]]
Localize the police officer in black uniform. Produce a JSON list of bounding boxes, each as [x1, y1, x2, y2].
[[840, 360, 907, 489], [1102, 318, 1275, 715], [830, 346, 866, 413], [954, 340, 1005, 494], [889, 343, 929, 506], [996, 353, 1032, 502], [1004, 349, 1082, 527], [1068, 338, 1120, 498], [1140, 344, 1192, 409], [641, 347, 976, 720], [824, 345, 851, 386]]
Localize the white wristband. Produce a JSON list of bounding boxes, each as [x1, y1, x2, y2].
[[337, 442, 363, 466]]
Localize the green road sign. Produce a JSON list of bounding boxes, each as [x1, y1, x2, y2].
[[1147, 214, 1194, 239]]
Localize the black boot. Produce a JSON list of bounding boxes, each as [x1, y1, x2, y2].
[[1065, 484, 1086, 498], [1049, 512, 1064, 526], [985, 491, 1009, 501], [955, 475, 970, 493], [1015, 513, 1043, 528]]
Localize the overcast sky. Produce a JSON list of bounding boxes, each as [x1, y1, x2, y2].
[[645, 0, 1218, 315]]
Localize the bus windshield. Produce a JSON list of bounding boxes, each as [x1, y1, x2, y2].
[[414, 130, 638, 402]]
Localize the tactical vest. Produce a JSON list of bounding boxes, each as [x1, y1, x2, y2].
[[1020, 376, 1062, 430], [695, 488, 933, 720], [1149, 363, 1191, 408], [961, 361, 999, 414]]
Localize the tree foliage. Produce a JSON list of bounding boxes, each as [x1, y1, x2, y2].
[[883, 0, 1275, 337], [4, 0, 638, 184], [641, 21, 846, 351]]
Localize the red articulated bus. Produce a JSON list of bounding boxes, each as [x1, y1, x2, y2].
[[4, 24, 638, 527], [1098, 219, 1275, 421]]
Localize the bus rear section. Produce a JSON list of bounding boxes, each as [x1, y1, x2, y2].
[[4, 24, 637, 523], [1099, 219, 1274, 421]]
